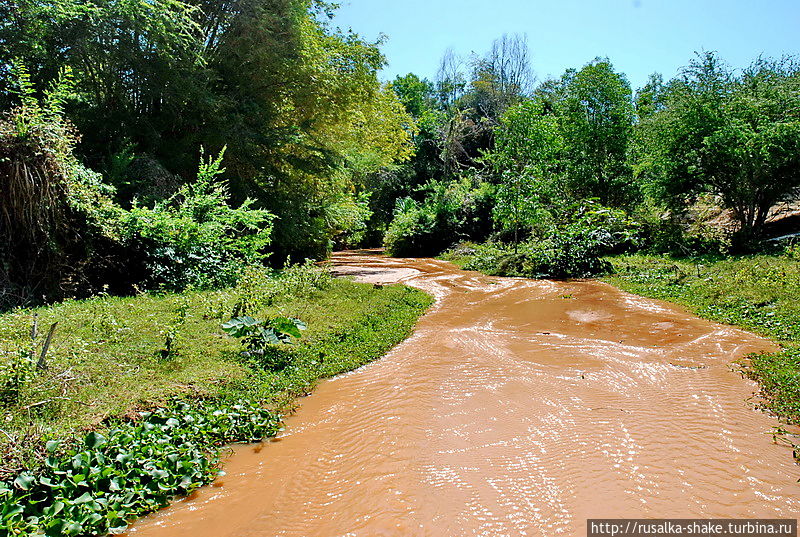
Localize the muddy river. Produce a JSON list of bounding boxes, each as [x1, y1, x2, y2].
[[127, 251, 799, 536]]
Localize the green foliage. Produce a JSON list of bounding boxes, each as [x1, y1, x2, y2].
[[0, 350, 37, 407], [119, 149, 274, 291], [2, 85, 275, 306], [558, 58, 636, 205], [446, 200, 639, 278], [383, 175, 495, 257], [488, 98, 564, 239], [0, 65, 122, 307], [383, 198, 434, 256], [361, 73, 446, 243], [1, 0, 415, 261], [0, 271, 430, 470], [0, 401, 281, 536], [277, 259, 333, 296], [231, 260, 332, 316], [453, 232, 611, 280], [749, 348, 800, 421], [637, 53, 800, 243], [390, 56, 640, 258], [0, 271, 432, 534], [222, 316, 306, 369]]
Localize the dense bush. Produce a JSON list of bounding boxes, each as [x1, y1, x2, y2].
[[0, 67, 125, 308], [447, 200, 640, 278], [1, 1, 417, 261], [0, 69, 276, 308], [636, 53, 800, 245], [455, 232, 611, 279], [384, 176, 495, 257], [119, 149, 274, 291]]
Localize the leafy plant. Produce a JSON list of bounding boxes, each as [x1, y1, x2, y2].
[[231, 261, 333, 317], [158, 299, 191, 361], [637, 53, 800, 245], [278, 259, 333, 297], [0, 350, 36, 407], [0, 400, 281, 536], [0, 64, 122, 309], [120, 148, 274, 292], [222, 316, 306, 369], [384, 175, 495, 257]]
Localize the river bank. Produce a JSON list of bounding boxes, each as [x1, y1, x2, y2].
[[124, 251, 800, 537], [605, 253, 800, 424], [0, 263, 432, 535]]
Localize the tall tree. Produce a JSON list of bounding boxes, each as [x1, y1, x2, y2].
[[467, 33, 534, 121], [559, 58, 635, 205], [0, 0, 415, 258], [489, 98, 563, 243]]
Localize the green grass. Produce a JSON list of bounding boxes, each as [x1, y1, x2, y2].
[[0, 270, 432, 535], [0, 276, 432, 472], [605, 252, 800, 423]]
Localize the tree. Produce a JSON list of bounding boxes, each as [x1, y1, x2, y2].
[[0, 0, 415, 259], [559, 58, 635, 205], [467, 33, 534, 121], [435, 48, 466, 111], [640, 52, 800, 241], [489, 98, 564, 244], [634, 73, 666, 119], [0, 0, 209, 169]]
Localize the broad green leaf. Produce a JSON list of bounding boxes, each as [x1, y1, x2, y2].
[[13, 473, 36, 491], [73, 491, 94, 504], [84, 431, 107, 449]]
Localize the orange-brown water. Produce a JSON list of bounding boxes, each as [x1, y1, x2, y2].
[[126, 251, 800, 537]]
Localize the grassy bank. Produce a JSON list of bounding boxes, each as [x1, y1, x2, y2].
[[0, 265, 432, 535], [604, 252, 800, 424]]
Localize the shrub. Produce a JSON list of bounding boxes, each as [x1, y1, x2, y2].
[[383, 198, 436, 257], [119, 149, 274, 292], [222, 315, 306, 370], [459, 235, 611, 279], [0, 65, 124, 308], [0, 67, 275, 307], [451, 200, 639, 278], [231, 260, 332, 316], [277, 259, 333, 297], [384, 176, 495, 257]]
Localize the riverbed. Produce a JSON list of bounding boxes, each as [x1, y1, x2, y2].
[[126, 251, 799, 536]]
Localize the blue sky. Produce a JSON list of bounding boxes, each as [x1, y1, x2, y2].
[[332, 0, 800, 90]]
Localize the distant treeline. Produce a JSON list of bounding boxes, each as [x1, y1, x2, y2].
[[1, 1, 799, 304], [379, 35, 800, 277]]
